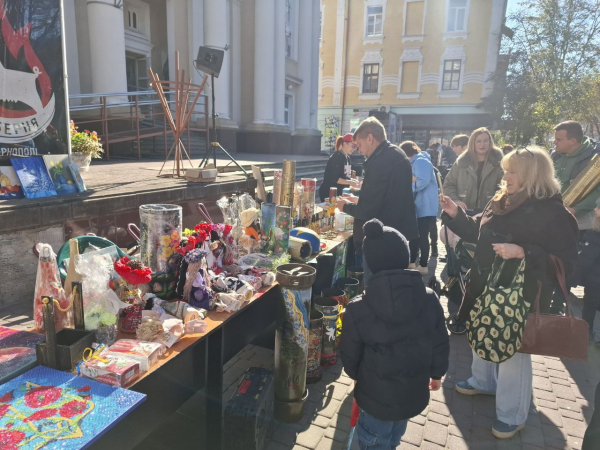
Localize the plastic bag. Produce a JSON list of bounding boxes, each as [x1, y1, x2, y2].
[[34, 244, 73, 331]]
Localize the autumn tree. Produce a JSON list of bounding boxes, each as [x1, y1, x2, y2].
[[484, 0, 600, 144]]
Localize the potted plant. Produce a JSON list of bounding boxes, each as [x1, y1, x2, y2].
[[70, 121, 103, 172]]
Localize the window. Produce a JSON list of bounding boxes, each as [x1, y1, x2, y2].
[[442, 59, 461, 90], [400, 61, 419, 93], [447, 0, 467, 32], [366, 6, 383, 37], [405, 1, 424, 36], [284, 95, 291, 125], [285, 0, 293, 57], [128, 10, 139, 31], [362, 63, 379, 93]]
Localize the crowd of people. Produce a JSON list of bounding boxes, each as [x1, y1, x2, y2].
[[319, 116, 600, 449]]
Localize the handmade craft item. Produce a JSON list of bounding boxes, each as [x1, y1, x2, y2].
[[10, 156, 57, 198], [64, 239, 82, 298], [0, 164, 24, 198], [280, 160, 296, 207], [0, 365, 145, 449], [113, 257, 152, 334], [33, 244, 73, 332], [260, 202, 277, 253], [306, 309, 324, 383], [313, 296, 340, 366], [274, 205, 291, 255], [43, 155, 78, 195], [272, 169, 283, 204], [0, 327, 44, 385], [301, 178, 317, 224]]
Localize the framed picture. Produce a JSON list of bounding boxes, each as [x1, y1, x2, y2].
[[0, 164, 24, 199], [68, 162, 86, 192], [10, 156, 57, 199], [43, 155, 78, 194]]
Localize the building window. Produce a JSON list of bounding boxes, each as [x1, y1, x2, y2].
[[365, 6, 383, 37], [404, 1, 424, 36], [285, 0, 293, 57], [447, 0, 467, 32], [400, 61, 419, 93], [284, 95, 291, 125], [362, 63, 379, 93], [442, 59, 461, 90], [128, 10, 139, 31]]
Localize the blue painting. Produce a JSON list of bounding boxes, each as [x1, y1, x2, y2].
[[68, 163, 86, 193], [0, 366, 145, 449], [0, 165, 24, 199], [10, 157, 57, 199], [43, 156, 78, 195], [0, 327, 44, 385]]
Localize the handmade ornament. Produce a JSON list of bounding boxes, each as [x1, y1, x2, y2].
[[113, 257, 152, 334], [33, 244, 73, 332], [272, 169, 283, 204], [182, 248, 209, 305], [274, 205, 291, 255], [260, 202, 276, 253]]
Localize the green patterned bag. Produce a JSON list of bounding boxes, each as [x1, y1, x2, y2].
[[467, 257, 530, 363]]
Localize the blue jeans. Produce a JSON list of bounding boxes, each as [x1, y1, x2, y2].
[[357, 409, 407, 450]]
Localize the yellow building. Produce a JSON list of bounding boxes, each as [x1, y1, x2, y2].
[[318, 0, 509, 150]]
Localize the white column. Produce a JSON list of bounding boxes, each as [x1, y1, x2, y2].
[[309, 0, 320, 129], [188, 0, 204, 86], [204, 0, 231, 120], [332, 0, 346, 106], [295, 0, 313, 130], [231, 0, 242, 125], [273, 0, 286, 125], [63, 0, 81, 98], [86, 0, 127, 97], [253, 0, 276, 124]]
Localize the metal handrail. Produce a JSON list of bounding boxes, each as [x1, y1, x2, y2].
[[69, 90, 210, 159]]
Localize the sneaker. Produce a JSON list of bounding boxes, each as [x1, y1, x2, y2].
[[418, 265, 429, 276], [492, 420, 525, 439], [455, 380, 496, 396]]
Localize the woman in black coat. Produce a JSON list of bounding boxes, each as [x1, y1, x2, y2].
[[440, 147, 578, 440], [318, 133, 356, 202]]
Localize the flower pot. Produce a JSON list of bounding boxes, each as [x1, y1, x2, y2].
[[71, 152, 92, 172]]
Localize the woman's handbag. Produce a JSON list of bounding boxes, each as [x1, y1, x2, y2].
[[519, 256, 589, 361], [467, 257, 530, 363]]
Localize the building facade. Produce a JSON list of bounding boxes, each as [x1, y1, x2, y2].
[[64, 0, 321, 154], [318, 0, 509, 150]]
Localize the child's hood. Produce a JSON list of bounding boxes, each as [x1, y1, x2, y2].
[[362, 269, 428, 324]]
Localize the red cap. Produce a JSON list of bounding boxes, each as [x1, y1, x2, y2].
[[342, 133, 354, 143]]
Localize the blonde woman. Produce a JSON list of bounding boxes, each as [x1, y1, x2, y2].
[[443, 127, 504, 212], [440, 146, 578, 439]]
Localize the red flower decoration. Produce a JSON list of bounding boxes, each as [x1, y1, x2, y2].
[[0, 430, 25, 450], [0, 404, 10, 419], [24, 386, 62, 409], [194, 223, 212, 235], [114, 257, 152, 285], [24, 408, 57, 423], [77, 386, 91, 393], [59, 400, 88, 418], [223, 225, 232, 237], [176, 236, 198, 256], [195, 231, 207, 243], [0, 391, 13, 403]]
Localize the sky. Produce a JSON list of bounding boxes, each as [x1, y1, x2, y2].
[[506, 0, 519, 16]]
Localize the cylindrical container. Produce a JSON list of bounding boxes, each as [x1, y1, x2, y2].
[[281, 160, 296, 207], [294, 182, 305, 226], [274, 263, 316, 423], [289, 236, 312, 262], [329, 187, 337, 204], [139, 204, 182, 273], [274, 205, 291, 255], [260, 202, 276, 253], [313, 296, 340, 367], [306, 309, 324, 384], [273, 169, 283, 205], [301, 178, 317, 223], [95, 324, 118, 346], [139, 204, 182, 299], [322, 287, 349, 351], [336, 277, 360, 300], [347, 266, 364, 294]]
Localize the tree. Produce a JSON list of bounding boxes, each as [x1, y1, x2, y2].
[[483, 0, 600, 144]]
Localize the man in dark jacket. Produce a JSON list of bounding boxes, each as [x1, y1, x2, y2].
[[336, 117, 418, 286], [340, 219, 449, 449]]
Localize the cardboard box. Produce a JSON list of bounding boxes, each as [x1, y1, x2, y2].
[[106, 340, 165, 372], [185, 168, 218, 183], [79, 352, 140, 388]]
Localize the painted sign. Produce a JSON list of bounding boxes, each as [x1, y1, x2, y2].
[[0, 0, 68, 156]]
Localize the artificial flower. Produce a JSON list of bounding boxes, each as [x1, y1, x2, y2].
[[160, 235, 172, 246], [176, 235, 198, 256], [194, 222, 212, 235], [223, 224, 233, 237], [162, 247, 174, 258], [114, 257, 152, 285], [24, 409, 58, 423], [171, 230, 180, 241], [195, 230, 208, 242]]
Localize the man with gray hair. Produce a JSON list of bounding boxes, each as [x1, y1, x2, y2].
[[337, 117, 419, 286]]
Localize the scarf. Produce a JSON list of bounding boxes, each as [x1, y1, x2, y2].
[[490, 189, 530, 215]]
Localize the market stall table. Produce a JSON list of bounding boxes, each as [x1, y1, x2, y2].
[[82, 231, 352, 449]]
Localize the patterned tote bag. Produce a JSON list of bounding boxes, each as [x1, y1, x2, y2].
[[467, 257, 530, 363]]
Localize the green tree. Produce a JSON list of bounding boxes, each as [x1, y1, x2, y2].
[[484, 0, 600, 144]]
